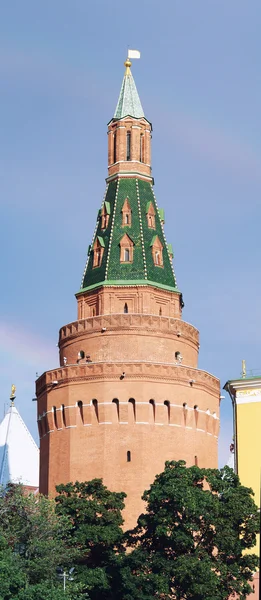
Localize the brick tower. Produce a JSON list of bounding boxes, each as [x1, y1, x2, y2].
[[36, 58, 220, 528]]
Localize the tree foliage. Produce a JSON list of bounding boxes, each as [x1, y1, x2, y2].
[[0, 465, 258, 600], [121, 461, 259, 600], [55, 480, 126, 599]]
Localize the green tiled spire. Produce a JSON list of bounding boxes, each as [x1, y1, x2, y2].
[[80, 178, 178, 293], [114, 60, 144, 120]]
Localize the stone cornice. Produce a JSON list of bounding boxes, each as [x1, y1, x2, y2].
[[36, 361, 219, 399]]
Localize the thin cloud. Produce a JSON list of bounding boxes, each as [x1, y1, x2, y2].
[[173, 113, 261, 179], [0, 46, 103, 103], [0, 321, 57, 368]]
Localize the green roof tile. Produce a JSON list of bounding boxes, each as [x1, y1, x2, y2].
[[80, 178, 178, 293]]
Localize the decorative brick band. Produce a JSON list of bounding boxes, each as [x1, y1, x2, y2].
[[59, 314, 199, 345]]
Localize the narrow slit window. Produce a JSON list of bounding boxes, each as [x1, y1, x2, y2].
[[38, 419, 43, 437], [125, 214, 129, 225], [53, 406, 58, 429], [124, 303, 128, 314], [164, 400, 170, 424], [78, 401, 84, 424], [126, 131, 131, 161], [128, 398, 136, 422], [140, 134, 144, 162], [92, 399, 99, 422], [149, 399, 156, 422], [61, 404, 66, 427], [155, 251, 160, 265], [127, 450, 131, 462], [113, 133, 117, 163], [112, 398, 120, 421]]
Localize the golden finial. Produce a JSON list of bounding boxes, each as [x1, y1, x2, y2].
[[242, 360, 246, 379], [124, 57, 132, 75], [10, 384, 16, 405]]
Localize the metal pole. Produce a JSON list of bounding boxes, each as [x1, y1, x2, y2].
[[63, 571, 66, 593]]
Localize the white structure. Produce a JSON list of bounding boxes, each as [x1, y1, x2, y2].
[[0, 401, 39, 489]]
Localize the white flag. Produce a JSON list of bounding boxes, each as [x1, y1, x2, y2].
[[128, 49, 141, 60]]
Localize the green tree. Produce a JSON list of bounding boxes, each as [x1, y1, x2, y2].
[[55, 479, 126, 600], [0, 484, 73, 597], [121, 461, 259, 600]]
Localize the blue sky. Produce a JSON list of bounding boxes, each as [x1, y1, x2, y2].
[[1, 0, 261, 467]]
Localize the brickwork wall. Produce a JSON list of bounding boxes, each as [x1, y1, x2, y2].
[[77, 285, 182, 319], [37, 357, 219, 529], [107, 117, 152, 181]]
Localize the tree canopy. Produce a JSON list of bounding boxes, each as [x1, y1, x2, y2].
[[121, 461, 259, 600], [0, 463, 258, 600]]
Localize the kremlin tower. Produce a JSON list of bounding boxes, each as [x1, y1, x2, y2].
[[36, 56, 220, 527]]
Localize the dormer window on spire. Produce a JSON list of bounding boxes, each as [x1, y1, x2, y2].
[[151, 235, 163, 267], [92, 236, 105, 268], [101, 202, 110, 230], [119, 233, 134, 263], [146, 202, 156, 229], [121, 198, 132, 227]]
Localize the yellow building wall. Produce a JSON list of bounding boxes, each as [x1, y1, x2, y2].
[[236, 394, 261, 556]]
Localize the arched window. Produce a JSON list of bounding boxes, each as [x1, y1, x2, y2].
[[92, 307, 96, 317], [164, 400, 170, 424], [112, 398, 119, 421], [38, 418, 43, 438], [77, 401, 84, 424], [128, 398, 136, 423], [92, 237, 104, 268], [53, 406, 58, 429], [140, 134, 144, 162], [121, 198, 132, 227], [113, 132, 117, 163], [159, 307, 162, 316], [124, 248, 130, 262], [124, 303, 128, 314], [126, 131, 131, 161], [61, 404, 66, 427], [119, 233, 134, 263], [149, 399, 155, 423], [151, 236, 163, 267], [194, 405, 199, 427], [195, 455, 198, 466], [127, 450, 131, 462], [92, 399, 99, 423], [101, 204, 110, 230], [146, 203, 156, 229]]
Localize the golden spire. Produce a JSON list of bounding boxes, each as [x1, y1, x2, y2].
[[124, 57, 132, 76], [10, 384, 16, 405]]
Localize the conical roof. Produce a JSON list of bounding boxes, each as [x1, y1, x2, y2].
[[114, 61, 144, 119], [0, 404, 39, 488], [80, 178, 178, 293]]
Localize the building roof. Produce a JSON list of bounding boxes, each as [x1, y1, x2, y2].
[[79, 178, 178, 294], [0, 404, 39, 488], [114, 60, 145, 120]]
